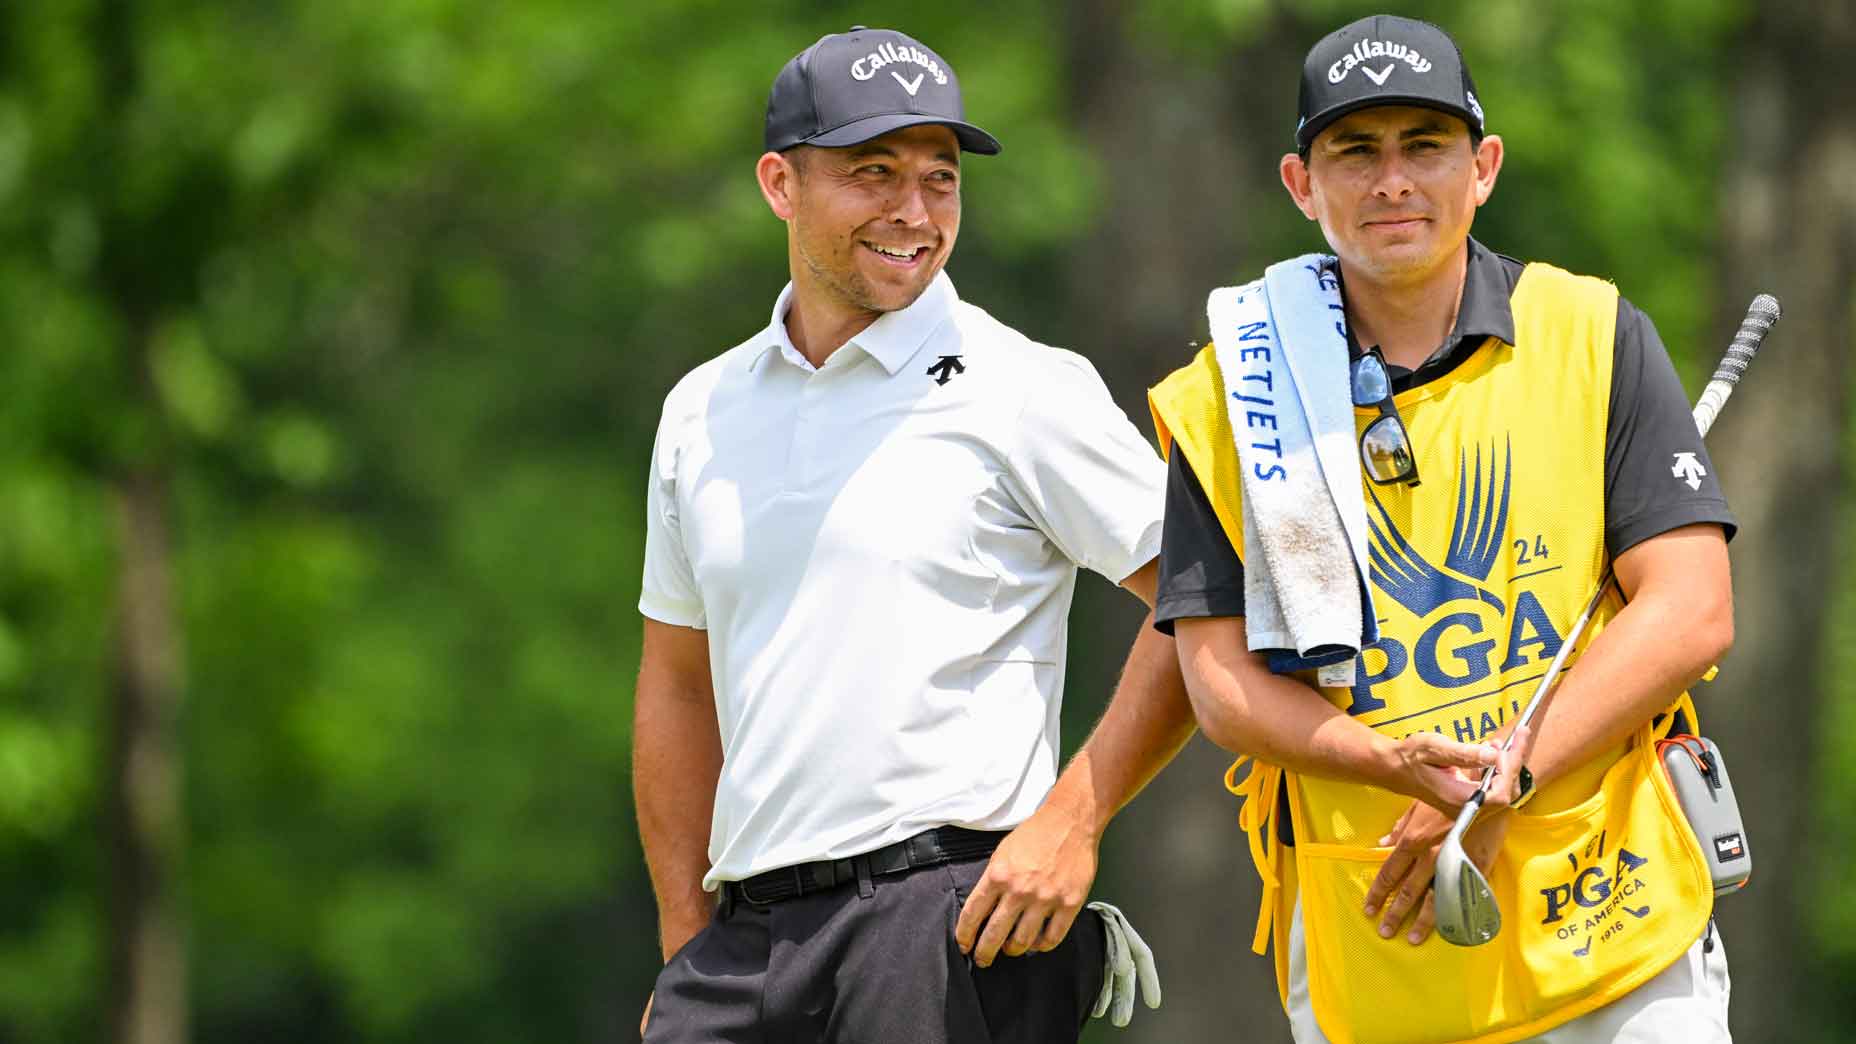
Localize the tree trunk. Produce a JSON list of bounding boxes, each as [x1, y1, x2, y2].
[[1708, 2, 1856, 1037], [97, 0, 187, 1035], [1059, 5, 1305, 1041], [1057, 1, 1300, 396], [106, 468, 187, 1044]]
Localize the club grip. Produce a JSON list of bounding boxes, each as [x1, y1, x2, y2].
[[1694, 294, 1781, 436], [1711, 293, 1781, 387]]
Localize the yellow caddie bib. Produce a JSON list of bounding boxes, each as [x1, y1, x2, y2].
[[1151, 263, 1715, 1044]]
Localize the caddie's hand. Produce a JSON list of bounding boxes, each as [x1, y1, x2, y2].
[[1389, 731, 1501, 814], [1087, 900, 1162, 1027], [1367, 727, 1530, 942], [956, 803, 1098, 967], [1363, 799, 1451, 943], [639, 992, 653, 1039], [1364, 801, 1512, 944], [1480, 724, 1534, 811]]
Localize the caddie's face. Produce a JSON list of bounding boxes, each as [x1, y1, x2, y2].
[[1281, 106, 1501, 286], [767, 124, 962, 316]]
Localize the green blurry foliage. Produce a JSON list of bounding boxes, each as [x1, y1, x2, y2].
[[0, 0, 666, 1039], [7, 1, 1850, 1042]]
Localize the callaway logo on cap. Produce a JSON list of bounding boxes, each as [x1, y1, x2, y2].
[[1295, 14, 1484, 151], [765, 27, 1001, 155]]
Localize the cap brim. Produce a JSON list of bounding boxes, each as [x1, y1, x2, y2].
[[806, 112, 1002, 155], [1298, 97, 1478, 150]]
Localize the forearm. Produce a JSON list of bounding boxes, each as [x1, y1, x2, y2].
[[1525, 582, 1731, 789], [1044, 611, 1198, 839], [1496, 524, 1732, 790], [633, 666, 723, 960], [1176, 620, 1398, 787]]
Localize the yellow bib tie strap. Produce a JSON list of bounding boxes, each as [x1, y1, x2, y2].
[[1225, 755, 1285, 955]]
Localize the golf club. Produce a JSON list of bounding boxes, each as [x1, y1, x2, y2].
[[1432, 292, 1782, 947]]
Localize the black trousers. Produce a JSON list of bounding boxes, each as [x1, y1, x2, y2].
[[644, 853, 1107, 1043]]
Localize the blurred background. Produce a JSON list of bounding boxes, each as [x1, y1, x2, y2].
[[0, 0, 1850, 1041]]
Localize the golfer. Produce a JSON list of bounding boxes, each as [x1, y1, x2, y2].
[[634, 26, 1197, 1043], [1150, 14, 1735, 1043]]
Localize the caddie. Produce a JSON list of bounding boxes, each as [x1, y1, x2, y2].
[[1149, 14, 1737, 1043], [633, 25, 1195, 1043]]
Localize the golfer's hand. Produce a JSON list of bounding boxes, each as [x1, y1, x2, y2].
[[1365, 800, 1513, 944], [639, 992, 652, 1039], [1388, 731, 1502, 813], [956, 803, 1098, 967]]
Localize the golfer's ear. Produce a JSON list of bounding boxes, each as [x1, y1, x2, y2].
[[1280, 153, 1317, 220], [757, 151, 799, 221]]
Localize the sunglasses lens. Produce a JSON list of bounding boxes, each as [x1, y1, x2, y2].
[[1361, 416, 1417, 483], [1351, 354, 1391, 405]]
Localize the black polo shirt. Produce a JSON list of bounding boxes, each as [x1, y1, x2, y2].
[[1154, 238, 1736, 633]]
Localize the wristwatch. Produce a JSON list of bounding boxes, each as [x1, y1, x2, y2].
[[1509, 765, 1536, 810]]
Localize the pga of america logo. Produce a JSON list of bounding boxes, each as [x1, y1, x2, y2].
[[1539, 835, 1654, 958], [1328, 39, 1433, 84]]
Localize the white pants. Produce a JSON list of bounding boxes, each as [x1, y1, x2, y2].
[[1286, 905, 1732, 1043]]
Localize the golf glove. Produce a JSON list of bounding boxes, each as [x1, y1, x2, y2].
[[1086, 900, 1161, 1027]]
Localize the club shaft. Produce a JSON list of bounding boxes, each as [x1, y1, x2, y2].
[[1450, 789, 1485, 834]]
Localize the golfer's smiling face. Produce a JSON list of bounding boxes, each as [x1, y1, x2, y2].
[[786, 124, 962, 317], [1286, 105, 1500, 286]]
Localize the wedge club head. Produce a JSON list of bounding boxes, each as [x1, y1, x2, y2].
[[1434, 794, 1502, 946], [1434, 839, 1500, 945]]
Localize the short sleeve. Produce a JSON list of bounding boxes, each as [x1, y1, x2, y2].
[[1154, 449, 1246, 634], [1604, 298, 1737, 557], [639, 401, 707, 629], [1002, 351, 1165, 584]]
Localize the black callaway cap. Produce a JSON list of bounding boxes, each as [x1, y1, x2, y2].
[[766, 27, 1002, 155], [1296, 15, 1484, 152]]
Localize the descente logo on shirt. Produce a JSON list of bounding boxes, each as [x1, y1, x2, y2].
[[1328, 39, 1433, 83], [851, 41, 950, 88]]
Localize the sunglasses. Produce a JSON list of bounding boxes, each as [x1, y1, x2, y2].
[[1351, 348, 1421, 487]]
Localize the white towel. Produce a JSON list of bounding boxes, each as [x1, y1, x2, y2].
[[1207, 254, 1378, 681]]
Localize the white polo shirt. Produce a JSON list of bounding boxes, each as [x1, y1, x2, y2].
[[640, 272, 1164, 889]]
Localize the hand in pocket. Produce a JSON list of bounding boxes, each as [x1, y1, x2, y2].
[[1365, 802, 1513, 944]]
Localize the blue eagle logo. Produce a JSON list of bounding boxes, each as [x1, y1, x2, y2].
[[1367, 438, 1512, 618]]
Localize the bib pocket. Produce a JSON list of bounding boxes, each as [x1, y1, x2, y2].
[[1292, 740, 1713, 1044], [1294, 839, 1518, 1044]]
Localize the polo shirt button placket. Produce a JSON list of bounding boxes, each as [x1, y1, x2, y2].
[[788, 369, 826, 496]]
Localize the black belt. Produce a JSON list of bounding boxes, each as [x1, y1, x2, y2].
[[730, 827, 1006, 905]]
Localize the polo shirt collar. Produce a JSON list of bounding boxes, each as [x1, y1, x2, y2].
[[852, 271, 957, 374], [1340, 236, 1518, 379], [750, 283, 806, 372], [752, 272, 958, 376], [1451, 236, 1516, 349]]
